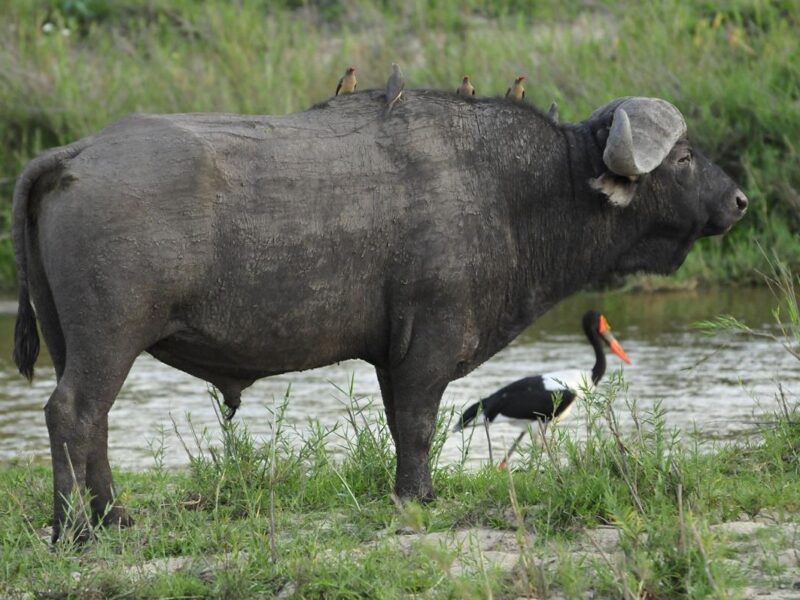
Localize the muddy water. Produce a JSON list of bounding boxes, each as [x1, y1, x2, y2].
[[0, 287, 797, 469]]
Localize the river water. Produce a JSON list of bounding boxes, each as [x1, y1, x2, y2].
[[0, 287, 797, 470]]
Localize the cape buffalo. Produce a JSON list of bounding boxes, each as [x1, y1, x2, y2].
[[12, 91, 746, 540]]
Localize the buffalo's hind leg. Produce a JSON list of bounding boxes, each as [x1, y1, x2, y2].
[[46, 349, 138, 542], [87, 414, 134, 529]]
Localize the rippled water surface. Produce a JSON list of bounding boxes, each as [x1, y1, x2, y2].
[[1, 287, 797, 469]]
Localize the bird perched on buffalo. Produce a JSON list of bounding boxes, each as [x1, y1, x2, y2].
[[384, 63, 405, 112], [335, 66, 357, 96], [505, 76, 526, 101], [454, 310, 631, 468], [456, 75, 475, 96], [548, 101, 559, 123]]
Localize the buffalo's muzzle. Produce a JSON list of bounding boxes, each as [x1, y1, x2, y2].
[[703, 187, 748, 236]]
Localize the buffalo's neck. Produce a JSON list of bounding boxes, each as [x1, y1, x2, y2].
[[536, 123, 631, 293], [487, 121, 638, 343]]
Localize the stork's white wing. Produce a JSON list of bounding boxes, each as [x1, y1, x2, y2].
[[541, 370, 593, 398]]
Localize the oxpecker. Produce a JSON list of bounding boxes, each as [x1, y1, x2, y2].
[[335, 66, 357, 96], [384, 63, 405, 112], [456, 75, 475, 96], [548, 101, 559, 123], [505, 76, 526, 101]]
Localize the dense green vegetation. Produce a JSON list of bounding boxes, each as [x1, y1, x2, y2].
[[1, 0, 799, 290]]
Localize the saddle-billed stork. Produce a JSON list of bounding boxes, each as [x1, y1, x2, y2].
[[454, 310, 632, 468]]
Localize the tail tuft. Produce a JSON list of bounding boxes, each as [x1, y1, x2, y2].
[[13, 286, 39, 382]]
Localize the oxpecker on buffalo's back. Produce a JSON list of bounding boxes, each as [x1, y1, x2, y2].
[[336, 66, 357, 96], [456, 75, 475, 96], [506, 76, 525, 101], [548, 101, 559, 123], [384, 63, 405, 112]]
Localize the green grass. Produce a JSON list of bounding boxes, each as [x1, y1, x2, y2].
[[1, 0, 799, 290], [2, 371, 798, 597]]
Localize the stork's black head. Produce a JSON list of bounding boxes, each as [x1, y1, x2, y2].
[[582, 310, 632, 365]]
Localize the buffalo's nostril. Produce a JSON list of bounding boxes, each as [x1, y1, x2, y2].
[[735, 191, 748, 213]]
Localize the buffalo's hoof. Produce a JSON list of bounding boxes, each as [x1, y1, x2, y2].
[[419, 491, 436, 504], [102, 506, 134, 529], [394, 486, 436, 504], [52, 520, 93, 546]]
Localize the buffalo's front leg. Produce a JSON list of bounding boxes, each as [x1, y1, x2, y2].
[[385, 371, 448, 502], [380, 307, 477, 501]]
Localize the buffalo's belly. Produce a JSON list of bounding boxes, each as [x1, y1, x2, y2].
[[147, 324, 365, 381], [147, 288, 382, 381]]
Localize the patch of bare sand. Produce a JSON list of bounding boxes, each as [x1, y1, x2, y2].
[[59, 515, 799, 597]]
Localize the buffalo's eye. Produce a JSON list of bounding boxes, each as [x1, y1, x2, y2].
[[677, 151, 693, 165]]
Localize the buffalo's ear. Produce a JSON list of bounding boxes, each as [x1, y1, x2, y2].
[[589, 172, 638, 207]]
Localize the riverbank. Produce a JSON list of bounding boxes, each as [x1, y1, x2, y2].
[[1, 388, 798, 598], [4, 285, 798, 471], [1, 0, 799, 289]]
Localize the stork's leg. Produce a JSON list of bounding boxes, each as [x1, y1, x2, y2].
[[483, 418, 494, 466], [498, 430, 528, 470]]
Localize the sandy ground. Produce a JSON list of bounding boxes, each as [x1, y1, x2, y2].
[[36, 513, 797, 598]]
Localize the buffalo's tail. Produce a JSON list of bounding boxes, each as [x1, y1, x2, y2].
[[13, 286, 39, 382], [12, 142, 87, 381], [12, 157, 45, 381]]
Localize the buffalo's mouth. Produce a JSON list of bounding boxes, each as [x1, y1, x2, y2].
[[701, 222, 732, 236], [701, 188, 748, 237]]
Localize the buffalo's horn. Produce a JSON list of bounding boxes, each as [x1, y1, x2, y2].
[[602, 97, 687, 177]]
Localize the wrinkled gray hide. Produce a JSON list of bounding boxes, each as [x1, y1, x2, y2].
[[12, 90, 746, 541]]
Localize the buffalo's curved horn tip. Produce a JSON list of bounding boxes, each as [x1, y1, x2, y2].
[[603, 108, 638, 175], [602, 97, 687, 177]]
